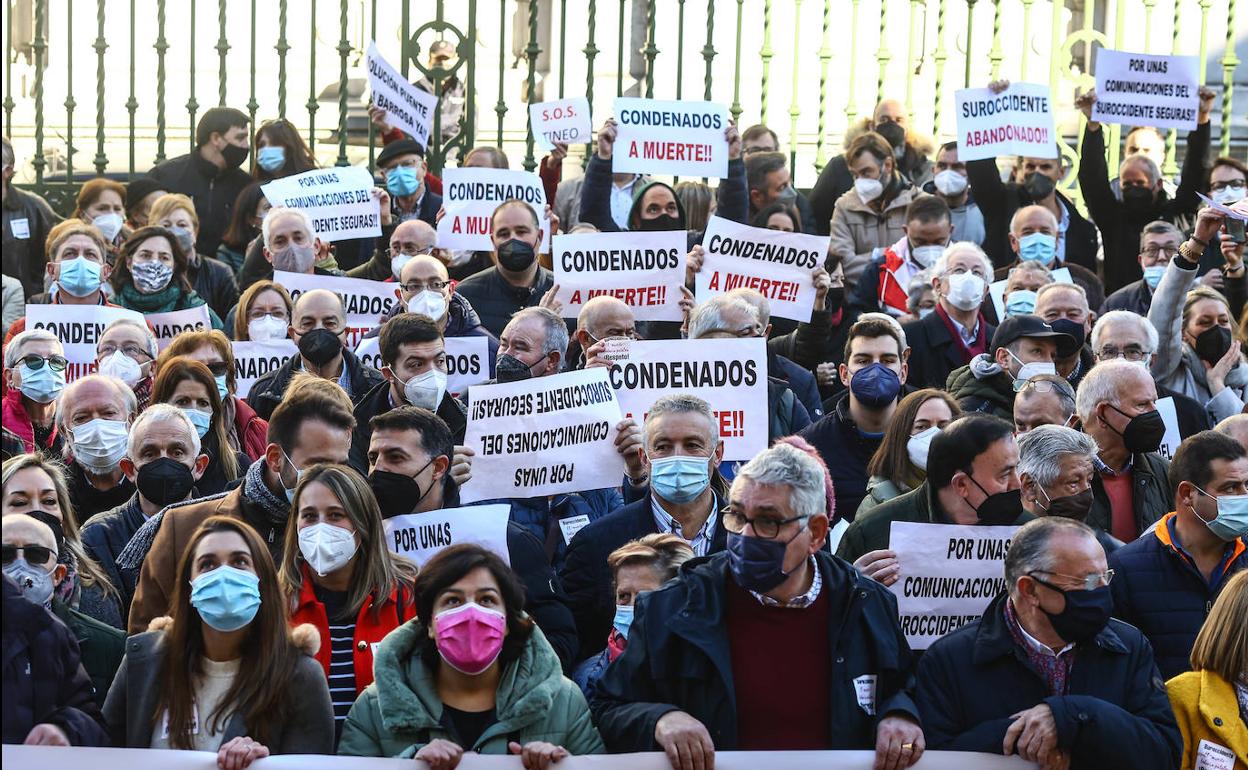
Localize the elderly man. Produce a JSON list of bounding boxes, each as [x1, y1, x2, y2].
[[573, 295, 637, 370], [94, 317, 159, 411], [4, 514, 124, 707], [1215, 413, 1248, 451], [247, 288, 383, 419], [2, 329, 66, 454], [592, 442, 924, 769], [992, 205, 1105, 311], [1100, 221, 1183, 316], [1033, 283, 1095, 389], [348, 217, 438, 281], [376, 138, 441, 230], [916, 517, 1182, 768], [363, 250, 495, 354], [839, 414, 1033, 574], [901, 244, 997, 390], [727, 287, 824, 419], [1013, 374, 1077, 435], [1018, 424, 1121, 555], [56, 374, 140, 524], [1108, 430, 1248, 679], [561, 394, 728, 660], [79, 405, 208, 611], [1001, 260, 1053, 318], [261, 206, 329, 276], [947, 314, 1072, 421], [1074, 359, 1171, 543], [455, 199, 556, 337]]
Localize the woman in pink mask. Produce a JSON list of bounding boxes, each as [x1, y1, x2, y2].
[[338, 544, 603, 768]]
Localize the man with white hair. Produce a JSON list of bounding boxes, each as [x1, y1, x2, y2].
[[1074, 359, 1172, 542], [916, 517, 1182, 768], [2, 328, 66, 454], [262, 205, 323, 275], [901, 243, 996, 389], [55, 374, 140, 523], [1018, 424, 1122, 554], [80, 404, 208, 611], [593, 442, 925, 770], [574, 295, 637, 371]]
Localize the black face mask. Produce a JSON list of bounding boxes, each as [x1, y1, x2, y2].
[[495, 353, 542, 383], [968, 476, 1023, 525], [636, 213, 684, 232], [1023, 171, 1056, 200], [825, 287, 846, 312], [1030, 574, 1113, 644], [1039, 487, 1094, 521], [496, 238, 537, 272], [1193, 325, 1233, 366], [298, 328, 343, 367], [221, 142, 250, 169], [875, 120, 907, 152], [26, 510, 66, 553], [1048, 318, 1087, 358], [1106, 404, 1166, 454], [1122, 185, 1156, 214], [136, 457, 197, 507], [368, 458, 435, 518]]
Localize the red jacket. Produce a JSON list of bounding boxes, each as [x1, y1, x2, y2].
[[230, 395, 269, 462], [288, 563, 411, 694], [1, 388, 56, 453], [874, 239, 914, 316]]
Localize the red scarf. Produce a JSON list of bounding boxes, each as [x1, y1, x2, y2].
[[935, 303, 987, 362]]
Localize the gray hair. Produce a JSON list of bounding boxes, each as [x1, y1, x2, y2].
[[1091, 310, 1158, 355], [688, 294, 760, 340], [1017, 425, 1097, 488], [1017, 373, 1076, 418], [1075, 359, 1149, 421], [643, 394, 719, 448], [261, 205, 314, 248], [1004, 517, 1098, 596], [1035, 281, 1088, 306], [1138, 220, 1182, 252], [1008, 205, 1059, 235], [101, 317, 159, 359], [2, 137, 13, 169], [127, 403, 201, 459], [5, 329, 63, 368], [725, 288, 771, 328], [931, 242, 994, 280], [732, 443, 827, 521], [906, 275, 933, 314], [1006, 260, 1053, 287], [54, 374, 139, 435], [510, 306, 569, 361], [1120, 153, 1161, 186]]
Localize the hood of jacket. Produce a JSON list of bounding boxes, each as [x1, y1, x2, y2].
[[948, 358, 1014, 409], [370, 617, 567, 737], [626, 180, 687, 230]]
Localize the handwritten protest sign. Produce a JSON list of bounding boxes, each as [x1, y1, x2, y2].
[[605, 338, 768, 461], [612, 97, 730, 178], [383, 504, 511, 567], [354, 334, 491, 396], [529, 97, 592, 151], [551, 231, 686, 322], [24, 304, 145, 381], [146, 306, 212, 351], [261, 167, 381, 242], [231, 339, 298, 398], [275, 270, 397, 331], [1093, 50, 1200, 131], [435, 167, 551, 252], [955, 82, 1057, 162], [696, 216, 825, 323], [460, 368, 625, 503], [889, 521, 1019, 649], [365, 42, 440, 148]]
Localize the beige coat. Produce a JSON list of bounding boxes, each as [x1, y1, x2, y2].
[[829, 184, 928, 288]]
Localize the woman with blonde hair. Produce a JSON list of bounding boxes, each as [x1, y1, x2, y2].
[[1165, 569, 1248, 769], [231, 279, 293, 342]]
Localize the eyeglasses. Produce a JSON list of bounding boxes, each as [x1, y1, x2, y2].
[[1096, 345, 1150, 362], [1211, 180, 1246, 193], [18, 354, 68, 372], [1016, 378, 1074, 398], [388, 246, 434, 258], [399, 279, 450, 293], [1029, 569, 1114, 592], [1, 544, 55, 567], [1140, 246, 1177, 259], [721, 508, 807, 539], [97, 342, 153, 361]]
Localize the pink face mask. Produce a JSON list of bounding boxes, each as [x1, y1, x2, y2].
[[433, 601, 507, 675]]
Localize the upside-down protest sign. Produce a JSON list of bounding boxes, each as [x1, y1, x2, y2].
[[551, 230, 687, 322]]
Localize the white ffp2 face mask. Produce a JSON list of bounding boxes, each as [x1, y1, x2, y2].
[[401, 368, 448, 410], [907, 426, 940, 471], [855, 177, 884, 204], [945, 272, 986, 311], [406, 290, 448, 321], [297, 522, 358, 576]]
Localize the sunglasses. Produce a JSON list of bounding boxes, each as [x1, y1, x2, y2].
[[204, 362, 230, 377], [1, 544, 55, 567], [19, 354, 69, 372]]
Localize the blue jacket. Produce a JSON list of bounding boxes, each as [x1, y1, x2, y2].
[[772, 352, 824, 420], [798, 390, 882, 522], [1108, 513, 1248, 680], [591, 551, 920, 752], [477, 488, 624, 571], [915, 592, 1181, 769]]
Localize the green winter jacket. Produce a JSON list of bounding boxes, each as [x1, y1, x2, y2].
[[337, 619, 604, 758], [854, 475, 910, 521], [946, 362, 1015, 421]]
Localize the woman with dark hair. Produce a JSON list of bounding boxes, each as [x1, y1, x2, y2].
[[750, 201, 802, 232], [149, 193, 240, 320], [857, 389, 961, 520], [102, 516, 333, 761], [216, 184, 271, 277], [110, 226, 224, 329], [253, 119, 318, 181], [338, 543, 603, 766], [151, 356, 247, 494]]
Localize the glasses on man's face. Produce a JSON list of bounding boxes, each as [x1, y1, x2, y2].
[[1096, 345, 1149, 362], [399, 279, 450, 293], [19, 354, 68, 372], [1211, 180, 1246, 194], [721, 508, 806, 539], [388, 246, 433, 259], [97, 342, 153, 361], [1029, 569, 1114, 592], [1, 544, 55, 567], [1140, 246, 1176, 259], [1017, 378, 1072, 398]]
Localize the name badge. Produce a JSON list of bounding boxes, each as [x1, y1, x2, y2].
[[9, 218, 30, 239], [558, 514, 591, 545], [852, 673, 877, 716], [1195, 739, 1235, 770]]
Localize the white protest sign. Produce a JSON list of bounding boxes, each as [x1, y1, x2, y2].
[[145, 305, 212, 351], [274, 270, 397, 331], [1093, 50, 1200, 131], [955, 82, 1057, 162], [888, 521, 1018, 650], [605, 338, 768, 461], [365, 42, 439, 148], [384, 504, 511, 567], [461, 368, 625, 503], [1154, 396, 1182, 461], [23, 304, 145, 381], [529, 97, 592, 151], [435, 167, 550, 252], [696, 216, 825, 323], [354, 334, 491, 396], [988, 266, 1072, 321], [260, 167, 381, 242], [231, 339, 298, 398], [1196, 192, 1248, 222], [552, 230, 687, 322], [612, 97, 730, 178]]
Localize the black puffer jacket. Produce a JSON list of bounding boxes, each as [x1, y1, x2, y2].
[[246, 347, 384, 420], [186, 253, 239, 320]]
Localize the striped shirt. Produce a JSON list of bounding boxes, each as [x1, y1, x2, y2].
[[316, 587, 358, 739]]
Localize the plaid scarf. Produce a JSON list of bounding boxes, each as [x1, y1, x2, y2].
[[1004, 599, 1074, 697]]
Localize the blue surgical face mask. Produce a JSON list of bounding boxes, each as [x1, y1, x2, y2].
[[182, 407, 212, 438], [1017, 232, 1057, 265], [1005, 289, 1038, 317], [281, 449, 302, 502], [918, 307, 934, 319], [18, 362, 66, 404], [849, 361, 901, 409], [612, 604, 635, 639], [189, 565, 262, 632], [57, 256, 103, 297], [386, 165, 421, 198], [649, 454, 712, 504], [256, 146, 287, 172], [1142, 264, 1165, 290], [1195, 487, 1248, 541], [214, 374, 229, 401]]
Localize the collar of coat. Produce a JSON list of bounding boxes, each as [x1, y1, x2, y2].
[[971, 592, 1129, 667]]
